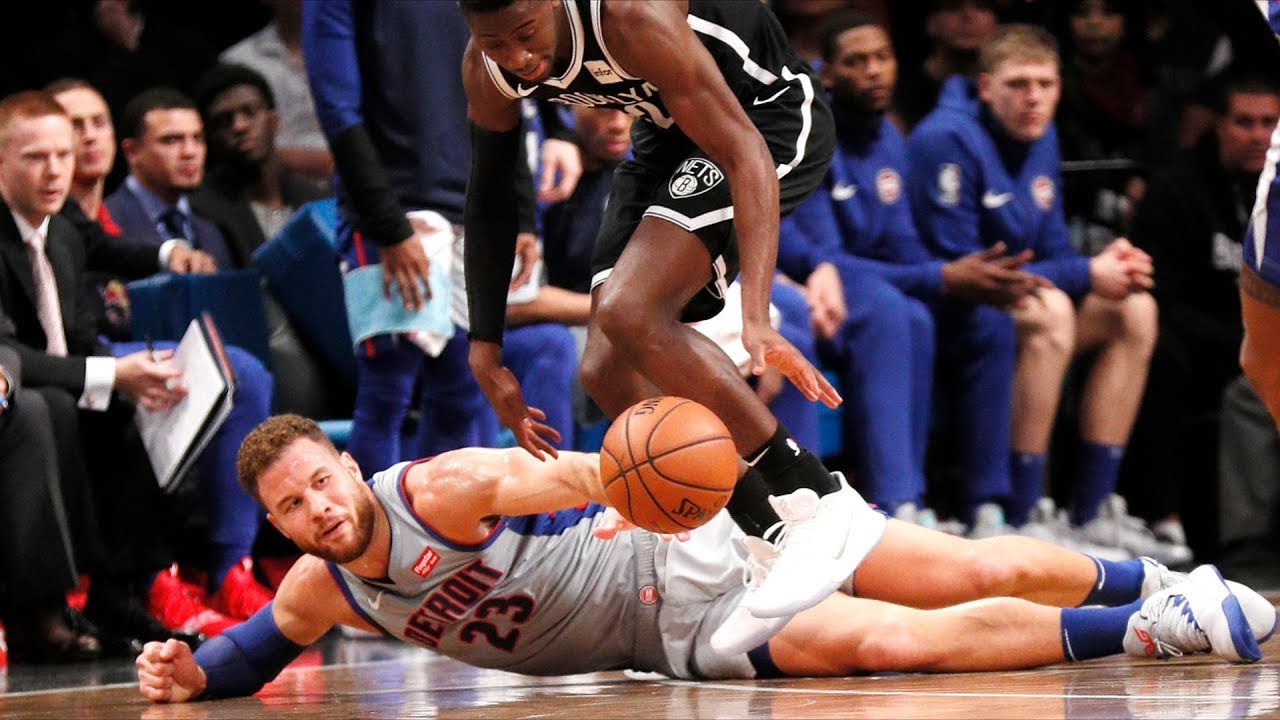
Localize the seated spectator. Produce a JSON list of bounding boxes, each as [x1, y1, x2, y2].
[[219, 0, 334, 185], [906, 26, 1181, 563], [895, 0, 997, 130], [49, 84, 277, 636], [0, 91, 195, 653], [1125, 74, 1279, 553], [190, 64, 346, 420], [104, 88, 243, 268], [781, 11, 1038, 524], [47, 79, 217, 342], [0, 346, 101, 662]]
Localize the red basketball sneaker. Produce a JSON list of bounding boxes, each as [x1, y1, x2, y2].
[[148, 566, 238, 638], [210, 558, 275, 621]]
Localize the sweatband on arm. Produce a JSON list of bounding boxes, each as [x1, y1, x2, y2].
[[465, 122, 522, 344], [330, 124, 414, 248], [193, 602, 306, 700]]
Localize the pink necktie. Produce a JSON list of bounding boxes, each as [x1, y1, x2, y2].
[[23, 231, 68, 357]]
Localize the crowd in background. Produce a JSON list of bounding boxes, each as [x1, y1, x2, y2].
[[0, 0, 1277, 666]]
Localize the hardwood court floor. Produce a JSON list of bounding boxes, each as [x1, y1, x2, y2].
[[2, 593, 1278, 720]]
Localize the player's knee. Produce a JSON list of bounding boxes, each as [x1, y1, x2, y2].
[[956, 540, 1024, 596], [1118, 291, 1158, 354], [578, 341, 613, 402], [593, 289, 650, 348], [1019, 291, 1075, 358], [852, 616, 946, 671]]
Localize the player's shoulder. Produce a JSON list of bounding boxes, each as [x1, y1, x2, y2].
[[905, 110, 974, 157], [598, 0, 687, 41]]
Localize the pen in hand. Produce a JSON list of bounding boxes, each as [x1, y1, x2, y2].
[[145, 335, 178, 394]]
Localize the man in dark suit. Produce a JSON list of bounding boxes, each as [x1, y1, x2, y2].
[[0, 90, 187, 652], [46, 83, 278, 636], [0, 343, 101, 663], [104, 88, 243, 269]]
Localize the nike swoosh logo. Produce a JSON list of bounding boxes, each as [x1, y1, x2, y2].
[[753, 86, 790, 106], [982, 191, 1013, 209], [746, 447, 769, 466], [370, 591, 384, 611], [514, 84, 538, 98], [831, 184, 857, 201]]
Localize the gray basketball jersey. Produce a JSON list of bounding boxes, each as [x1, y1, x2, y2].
[[327, 461, 670, 676]]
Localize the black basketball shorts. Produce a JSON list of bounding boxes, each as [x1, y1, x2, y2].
[[589, 89, 835, 322]]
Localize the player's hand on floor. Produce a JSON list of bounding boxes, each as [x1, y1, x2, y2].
[[742, 320, 842, 408], [593, 507, 689, 542], [469, 341, 561, 460], [137, 639, 205, 703]]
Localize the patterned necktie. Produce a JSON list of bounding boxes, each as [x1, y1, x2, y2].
[[23, 230, 68, 357], [160, 206, 189, 241]]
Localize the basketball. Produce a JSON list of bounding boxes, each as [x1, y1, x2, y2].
[[599, 396, 739, 533]]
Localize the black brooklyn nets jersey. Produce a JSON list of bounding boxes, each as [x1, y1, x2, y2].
[[480, 0, 819, 140]]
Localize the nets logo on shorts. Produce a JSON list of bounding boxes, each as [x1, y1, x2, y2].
[[669, 158, 724, 198]]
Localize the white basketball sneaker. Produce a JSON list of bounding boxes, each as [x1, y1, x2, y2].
[[1139, 557, 1278, 644], [1125, 565, 1262, 663], [742, 473, 887, 618], [710, 537, 792, 655]]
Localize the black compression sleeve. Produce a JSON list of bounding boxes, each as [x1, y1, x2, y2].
[[330, 123, 413, 248], [515, 132, 537, 235], [465, 122, 522, 344]]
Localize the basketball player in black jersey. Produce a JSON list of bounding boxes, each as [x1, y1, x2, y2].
[[457, 0, 877, 650]]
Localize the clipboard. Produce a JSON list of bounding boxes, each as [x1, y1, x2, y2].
[[134, 313, 237, 493]]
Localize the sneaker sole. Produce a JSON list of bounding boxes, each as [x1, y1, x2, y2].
[[1193, 565, 1262, 663]]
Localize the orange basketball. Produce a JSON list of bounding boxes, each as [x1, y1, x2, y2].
[[599, 396, 738, 533]]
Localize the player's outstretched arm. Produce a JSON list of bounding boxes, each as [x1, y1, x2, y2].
[[407, 448, 607, 540]]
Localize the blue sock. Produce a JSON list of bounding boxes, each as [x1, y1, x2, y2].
[[1070, 442, 1125, 525], [1079, 557, 1145, 606], [1060, 599, 1142, 661], [1007, 452, 1045, 527]]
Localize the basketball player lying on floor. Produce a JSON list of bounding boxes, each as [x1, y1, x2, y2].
[[136, 415, 1276, 703]]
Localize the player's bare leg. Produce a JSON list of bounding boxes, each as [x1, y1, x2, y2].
[[1240, 268, 1280, 428], [852, 520, 1099, 609], [586, 218, 779, 455], [1075, 293, 1157, 448], [766, 560, 1264, 675], [769, 593, 1067, 675], [1010, 287, 1075, 458]]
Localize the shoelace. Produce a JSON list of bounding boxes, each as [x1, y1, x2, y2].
[[1142, 558, 1184, 594], [1147, 592, 1210, 658], [740, 541, 777, 590]]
